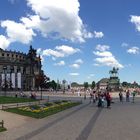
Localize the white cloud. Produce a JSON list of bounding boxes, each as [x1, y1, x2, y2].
[[70, 58, 83, 69], [75, 59, 83, 64], [130, 15, 140, 32], [70, 63, 80, 69], [54, 60, 65, 66], [90, 74, 95, 77], [95, 56, 123, 68], [52, 57, 56, 61], [25, 0, 94, 43], [127, 47, 139, 54], [40, 55, 44, 62], [37, 48, 42, 54], [1, 20, 36, 44], [95, 44, 110, 51], [69, 73, 79, 76], [21, 15, 41, 29], [55, 45, 80, 55], [87, 74, 95, 79], [93, 63, 100, 66], [121, 42, 128, 47], [0, 0, 104, 49], [93, 45, 123, 68], [94, 31, 104, 38], [42, 45, 80, 58], [42, 49, 64, 57], [93, 51, 112, 57], [0, 35, 10, 50]]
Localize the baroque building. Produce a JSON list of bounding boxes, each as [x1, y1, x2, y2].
[[0, 45, 42, 91]]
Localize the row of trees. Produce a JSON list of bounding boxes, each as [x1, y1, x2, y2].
[[71, 81, 96, 89], [35, 72, 140, 93], [35, 74, 60, 90], [121, 81, 140, 88], [83, 81, 96, 89], [35, 72, 97, 91]]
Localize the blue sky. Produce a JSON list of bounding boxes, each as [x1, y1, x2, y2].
[[0, 0, 140, 84]]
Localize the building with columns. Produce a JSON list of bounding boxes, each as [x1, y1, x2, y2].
[[0, 45, 42, 91]]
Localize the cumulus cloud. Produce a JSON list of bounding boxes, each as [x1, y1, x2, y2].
[[93, 51, 112, 57], [1, 20, 36, 44], [75, 59, 83, 64], [127, 47, 139, 54], [69, 73, 79, 76], [130, 15, 140, 32], [42, 45, 80, 58], [94, 31, 104, 38], [93, 44, 123, 68], [94, 57, 123, 68], [70, 58, 83, 69], [25, 0, 95, 43], [95, 44, 110, 51], [0, 35, 10, 50], [54, 60, 65, 66], [0, 0, 104, 49], [121, 42, 128, 47], [70, 63, 80, 69], [55, 45, 80, 55], [43, 49, 64, 58]]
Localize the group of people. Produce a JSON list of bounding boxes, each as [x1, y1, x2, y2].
[[89, 90, 112, 108], [15, 91, 36, 99], [119, 89, 137, 103]]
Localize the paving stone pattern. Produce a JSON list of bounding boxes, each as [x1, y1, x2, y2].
[[1, 98, 140, 140]]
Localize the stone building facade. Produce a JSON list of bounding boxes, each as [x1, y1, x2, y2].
[[0, 45, 42, 91]]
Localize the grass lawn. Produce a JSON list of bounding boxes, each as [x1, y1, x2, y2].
[[5, 102, 81, 119], [0, 127, 7, 132], [0, 96, 37, 104]]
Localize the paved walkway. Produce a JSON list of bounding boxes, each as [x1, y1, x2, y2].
[[1, 97, 140, 140]]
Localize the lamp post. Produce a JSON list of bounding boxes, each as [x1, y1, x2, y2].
[[3, 66, 7, 96], [62, 79, 66, 94]]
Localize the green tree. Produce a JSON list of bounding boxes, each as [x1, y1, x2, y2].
[[71, 82, 79, 87], [91, 81, 96, 89], [122, 81, 128, 87], [35, 71, 50, 99], [50, 80, 57, 90], [84, 82, 89, 90]]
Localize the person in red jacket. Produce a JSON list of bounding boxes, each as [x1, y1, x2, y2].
[[106, 92, 111, 108]]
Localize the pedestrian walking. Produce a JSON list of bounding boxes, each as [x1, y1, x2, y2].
[[84, 89, 88, 100], [89, 91, 93, 103], [98, 94, 102, 107], [126, 90, 130, 102], [132, 90, 137, 103], [106, 92, 111, 108], [119, 91, 123, 102], [77, 89, 80, 97]]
